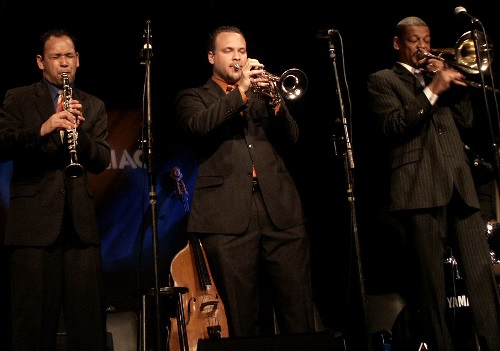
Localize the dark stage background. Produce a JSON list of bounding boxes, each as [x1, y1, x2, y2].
[[1, 1, 499, 350]]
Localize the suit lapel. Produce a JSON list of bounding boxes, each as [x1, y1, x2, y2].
[[204, 79, 225, 99], [393, 64, 416, 84], [34, 81, 63, 146], [393, 64, 425, 94]]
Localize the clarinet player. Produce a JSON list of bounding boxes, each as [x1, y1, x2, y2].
[[0, 29, 110, 351]]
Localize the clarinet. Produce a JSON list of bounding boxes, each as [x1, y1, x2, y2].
[[61, 73, 84, 178]]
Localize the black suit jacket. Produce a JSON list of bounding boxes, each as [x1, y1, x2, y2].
[[367, 63, 480, 211], [0, 80, 110, 246], [176, 78, 306, 234]]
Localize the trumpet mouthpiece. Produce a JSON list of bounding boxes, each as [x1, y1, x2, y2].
[[233, 64, 241, 71]]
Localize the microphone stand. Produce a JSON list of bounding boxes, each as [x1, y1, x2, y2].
[[322, 33, 369, 350], [470, 25, 500, 198], [140, 20, 164, 351]]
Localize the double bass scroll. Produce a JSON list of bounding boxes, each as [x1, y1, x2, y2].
[[168, 167, 229, 351]]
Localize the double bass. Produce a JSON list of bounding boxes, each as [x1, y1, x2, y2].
[[168, 167, 229, 351]]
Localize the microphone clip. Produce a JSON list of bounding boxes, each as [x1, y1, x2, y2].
[[140, 20, 153, 62], [316, 29, 337, 39]]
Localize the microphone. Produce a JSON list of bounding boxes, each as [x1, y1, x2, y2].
[[316, 29, 337, 39], [454, 6, 480, 23]]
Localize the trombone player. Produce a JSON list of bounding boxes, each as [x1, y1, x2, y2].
[[366, 16, 500, 351], [175, 25, 316, 337]]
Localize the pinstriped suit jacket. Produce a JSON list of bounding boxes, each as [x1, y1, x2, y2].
[[175, 78, 306, 234], [367, 63, 480, 211]]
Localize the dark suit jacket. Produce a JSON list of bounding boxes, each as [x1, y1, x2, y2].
[[176, 78, 306, 234], [0, 80, 110, 246], [367, 63, 480, 211]]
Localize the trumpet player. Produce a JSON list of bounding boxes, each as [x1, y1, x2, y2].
[[175, 25, 316, 337], [367, 16, 500, 351], [0, 29, 110, 351]]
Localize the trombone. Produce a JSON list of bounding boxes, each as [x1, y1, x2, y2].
[[417, 31, 499, 94]]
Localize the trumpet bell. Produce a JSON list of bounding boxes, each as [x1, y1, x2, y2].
[[455, 30, 493, 75], [279, 68, 308, 101]]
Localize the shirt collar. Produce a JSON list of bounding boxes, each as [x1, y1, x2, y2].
[[211, 76, 237, 92], [398, 62, 421, 75], [44, 78, 62, 102]]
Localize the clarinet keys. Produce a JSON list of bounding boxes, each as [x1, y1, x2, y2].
[[61, 73, 84, 178]]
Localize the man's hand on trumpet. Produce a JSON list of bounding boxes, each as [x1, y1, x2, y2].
[[234, 58, 270, 94]]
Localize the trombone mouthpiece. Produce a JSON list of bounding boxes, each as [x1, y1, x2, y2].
[[416, 50, 426, 60]]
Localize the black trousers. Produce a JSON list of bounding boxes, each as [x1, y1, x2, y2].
[[199, 189, 316, 337], [8, 229, 106, 351], [397, 190, 500, 351]]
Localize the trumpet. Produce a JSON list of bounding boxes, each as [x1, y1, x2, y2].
[[61, 73, 84, 178], [233, 63, 307, 106]]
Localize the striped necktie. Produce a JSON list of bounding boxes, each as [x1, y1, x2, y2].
[[414, 69, 425, 87], [56, 90, 64, 112]]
